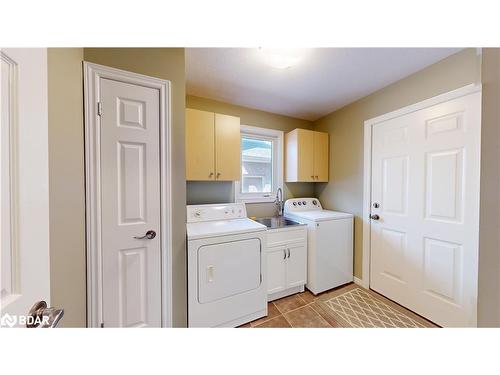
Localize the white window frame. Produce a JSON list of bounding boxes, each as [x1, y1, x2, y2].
[[235, 125, 283, 203]]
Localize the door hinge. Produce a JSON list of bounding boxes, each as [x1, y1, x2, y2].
[[97, 102, 103, 116], [100, 322, 104, 328]]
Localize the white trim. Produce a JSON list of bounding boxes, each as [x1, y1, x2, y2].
[[84, 62, 173, 327], [353, 277, 363, 287], [235, 125, 283, 204], [1, 51, 20, 304], [362, 84, 482, 290]]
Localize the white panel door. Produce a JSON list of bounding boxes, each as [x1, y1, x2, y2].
[[370, 91, 481, 327], [100, 78, 162, 328], [1, 49, 51, 327]]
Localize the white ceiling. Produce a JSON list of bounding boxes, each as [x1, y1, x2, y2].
[[186, 48, 462, 121]]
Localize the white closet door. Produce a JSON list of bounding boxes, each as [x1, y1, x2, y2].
[[1, 49, 51, 327], [100, 78, 162, 328], [370, 91, 481, 327]]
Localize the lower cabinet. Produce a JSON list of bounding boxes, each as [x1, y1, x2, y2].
[[286, 244, 307, 288], [266, 226, 307, 301]]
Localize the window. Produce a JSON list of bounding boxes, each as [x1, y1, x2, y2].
[[235, 125, 283, 203]]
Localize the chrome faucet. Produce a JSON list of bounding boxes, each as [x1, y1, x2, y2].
[[275, 187, 284, 217]]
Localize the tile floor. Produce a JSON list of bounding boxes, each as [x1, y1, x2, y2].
[[239, 283, 437, 328], [239, 289, 340, 328]]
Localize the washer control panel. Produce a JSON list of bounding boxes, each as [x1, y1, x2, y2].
[[284, 198, 322, 213], [187, 203, 247, 223]]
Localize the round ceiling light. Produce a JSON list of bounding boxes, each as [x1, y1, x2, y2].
[[258, 48, 310, 69]]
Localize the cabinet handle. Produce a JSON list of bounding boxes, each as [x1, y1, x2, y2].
[[287, 248, 290, 258], [283, 249, 287, 260], [311, 175, 314, 180], [209, 172, 214, 178], [315, 175, 318, 179], [216, 172, 221, 179]]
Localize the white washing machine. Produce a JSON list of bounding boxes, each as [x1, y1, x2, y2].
[[187, 203, 267, 327], [284, 198, 353, 295]]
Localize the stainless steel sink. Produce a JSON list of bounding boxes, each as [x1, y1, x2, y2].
[[254, 217, 303, 229]]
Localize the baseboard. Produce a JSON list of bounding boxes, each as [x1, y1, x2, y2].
[[353, 277, 364, 286], [268, 285, 305, 302]]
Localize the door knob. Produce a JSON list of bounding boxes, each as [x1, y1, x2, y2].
[[370, 214, 380, 220], [133, 230, 156, 240], [27, 301, 64, 328]]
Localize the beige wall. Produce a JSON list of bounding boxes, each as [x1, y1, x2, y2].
[[186, 95, 315, 217], [48, 48, 187, 327], [478, 48, 500, 327], [48, 48, 86, 327], [312, 49, 482, 278]]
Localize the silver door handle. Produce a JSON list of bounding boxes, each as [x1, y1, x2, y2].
[[133, 230, 156, 240], [370, 214, 380, 220], [27, 301, 64, 328]]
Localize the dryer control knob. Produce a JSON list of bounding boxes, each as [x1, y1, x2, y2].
[[312, 200, 317, 205], [302, 201, 307, 205]]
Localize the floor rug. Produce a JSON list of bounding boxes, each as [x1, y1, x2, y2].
[[316, 284, 437, 328]]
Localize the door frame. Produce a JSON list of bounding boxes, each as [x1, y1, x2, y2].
[[361, 83, 482, 289], [83, 62, 173, 327]]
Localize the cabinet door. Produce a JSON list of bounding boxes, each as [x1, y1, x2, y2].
[[286, 243, 307, 288], [215, 113, 240, 181], [186, 109, 215, 180], [297, 129, 315, 181], [313, 131, 329, 182], [267, 247, 287, 295]]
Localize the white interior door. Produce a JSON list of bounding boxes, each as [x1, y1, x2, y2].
[[1, 49, 51, 327], [100, 78, 162, 328], [370, 90, 481, 327]]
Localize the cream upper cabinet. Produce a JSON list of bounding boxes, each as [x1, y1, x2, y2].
[[185, 108, 240, 181], [214, 113, 241, 181], [186, 108, 215, 180], [285, 128, 329, 182], [313, 131, 329, 182]]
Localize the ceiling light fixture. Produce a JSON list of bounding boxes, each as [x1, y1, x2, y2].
[[258, 48, 310, 69]]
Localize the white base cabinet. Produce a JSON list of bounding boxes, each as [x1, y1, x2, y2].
[[266, 225, 307, 301]]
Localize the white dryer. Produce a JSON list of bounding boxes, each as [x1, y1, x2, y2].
[[187, 203, 267, 327], [284, 198, 353, 295]]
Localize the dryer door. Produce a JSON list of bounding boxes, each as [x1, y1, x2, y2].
[[198, 238, 261, 304]]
